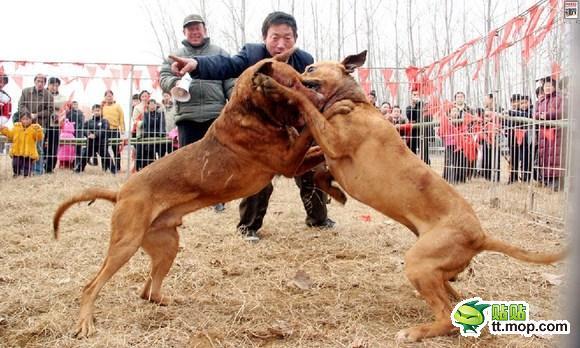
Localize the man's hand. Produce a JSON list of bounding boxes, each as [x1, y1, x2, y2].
[[88, 133, 96, 139], [168, 55, 198, 77]]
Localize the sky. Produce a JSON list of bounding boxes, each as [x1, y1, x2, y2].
[[4, 0, 158, 65], [2, 0, 552, 115]]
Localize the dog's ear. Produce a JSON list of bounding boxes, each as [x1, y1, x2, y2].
[[341, 50, 367, 73], [273, 46, 297, 62], [256, 61, 274, 76]]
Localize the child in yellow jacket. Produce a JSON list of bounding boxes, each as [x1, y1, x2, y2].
[[0, 111, 44, 177]]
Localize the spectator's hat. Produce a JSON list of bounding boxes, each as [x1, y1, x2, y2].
[[183, 14, 205, 27]]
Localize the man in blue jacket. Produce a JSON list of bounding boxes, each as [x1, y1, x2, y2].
[[170, 11, 335, 241]]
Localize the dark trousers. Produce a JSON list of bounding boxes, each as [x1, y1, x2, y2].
[[12, 156, 33, 177], [44, 126, 60, 173], [136, 141, 168, 171], [443, 145, 467, 184], [409, 128, 431, 165], [237, 170, 328, 232], [481, 142, 501, 182], [107, 129, 121, 171], [508, 133, 532, 183], [77, 138, 116, 173], [177, 119, 215, 147]]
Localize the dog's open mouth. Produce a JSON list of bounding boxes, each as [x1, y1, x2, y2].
[[302, 80, 321, 92]]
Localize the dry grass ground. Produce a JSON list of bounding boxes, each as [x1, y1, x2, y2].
[[0, 168, 568, 348]]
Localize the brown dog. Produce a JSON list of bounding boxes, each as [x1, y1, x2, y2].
[[52, 55, 325, 338], [253, 51, 566, 342]]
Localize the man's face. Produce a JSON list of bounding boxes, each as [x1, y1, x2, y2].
[[411, 91, 420, 102], [34, 78, 45, 91], [520, 99, 529, 110], [455, 93, 465, 105], [183, 22, 206, 46], [148, 101, 157, 111], [392, 107, 402, 116], [380, 104, 392, 115], [72, 102, 79, 110], [48, 83, 59, 94], [511, 100, 520, 110], [93, 108, 102, 117], [264, 24, 296, 56]]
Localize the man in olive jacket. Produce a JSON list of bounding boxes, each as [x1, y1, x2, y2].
[[160, 14, 235, 148]]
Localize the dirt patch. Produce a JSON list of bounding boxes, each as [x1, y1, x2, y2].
[[0, 171, 567, 347]]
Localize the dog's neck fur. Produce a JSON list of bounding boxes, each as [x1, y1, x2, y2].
[[322, 75, 368, 113]]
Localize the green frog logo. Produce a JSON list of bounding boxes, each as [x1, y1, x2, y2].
[[452, 298, 490, 336]]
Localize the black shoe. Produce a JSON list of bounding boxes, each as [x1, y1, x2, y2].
[[307, 218, 336, 229], [239, 228, 260, 242], [214, 203, 225, 213]]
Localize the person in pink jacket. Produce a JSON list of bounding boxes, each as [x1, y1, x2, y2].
[[534, 77, 566, 191]]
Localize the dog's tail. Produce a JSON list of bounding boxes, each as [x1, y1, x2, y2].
[[481, 235, 567, 264], [53, 188, 118, 240]]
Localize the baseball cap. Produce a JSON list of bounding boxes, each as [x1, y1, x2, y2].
[[183, 14, 205, 27]]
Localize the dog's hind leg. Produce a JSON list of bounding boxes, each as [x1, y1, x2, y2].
[[74, 201, 149, 338], [140, 226, 179, 305], [395, 240, 459, 342]]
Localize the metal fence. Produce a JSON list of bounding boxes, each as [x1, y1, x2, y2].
[[0, 0, 573, 227]]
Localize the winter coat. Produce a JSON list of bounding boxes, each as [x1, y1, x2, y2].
[[160, 38, 235, 124], [1, 122, 44, 160], [534, 92, 565, 179], [141, 109, 166, 138], [17, 87, 54, 128], [193, 43, 314, 79]]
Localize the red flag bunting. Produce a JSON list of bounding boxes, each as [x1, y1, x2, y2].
[[472, 59, 484, 81], [522, 4, 544, 63], [405, 66, 420, 83], [80, 77, 90, 91], [512, 16, 527, 39], [86, 66, 97, 77], [358, 68, 370, 83], [0, 65, 4, 75], [425, 62, 437, 78], [110, 68, 121, 80], [12, 75, 23, 89], [485, 30, 498, 58], [122, 65, 132, 79], [133, 70, 142, 91], [15, 61, 27, 69], [360, 81, 371, 95], [147, 65, 160, 90], [98, 64, 107, 70], [103, 77, 114, 91], [381, 68, 393, 85], [490, 17, 516, 57], [387, 82, 398, 101]]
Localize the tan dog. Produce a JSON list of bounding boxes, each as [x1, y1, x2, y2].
[[53, 55, 325, 338], [253, 51, 566, 342]]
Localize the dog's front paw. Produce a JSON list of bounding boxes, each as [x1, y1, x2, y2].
[[253, 73, 295, 103]]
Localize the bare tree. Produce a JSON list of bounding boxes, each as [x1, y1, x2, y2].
[[407, 0, 417, 66], [353, 0, 359, 53], [143, 0, 179, 60], [311, 1, 321, 60], [443, 0, 454, 95], [221, 0, 246, 52]]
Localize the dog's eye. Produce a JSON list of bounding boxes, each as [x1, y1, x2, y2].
[[306, 66, 316, 73]]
